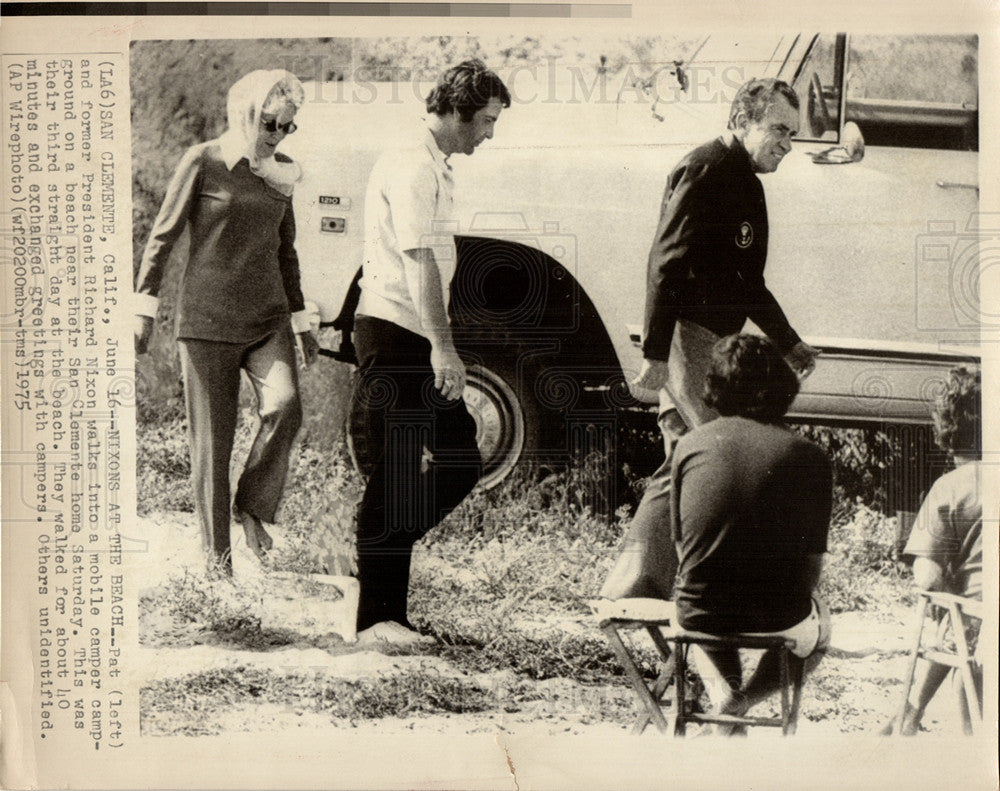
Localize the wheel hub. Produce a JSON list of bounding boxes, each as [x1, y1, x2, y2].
[[463, 364, 525, 489]]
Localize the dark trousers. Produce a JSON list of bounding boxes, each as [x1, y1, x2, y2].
[[351, 316, 481, 630], [178, 326, 302, 570]]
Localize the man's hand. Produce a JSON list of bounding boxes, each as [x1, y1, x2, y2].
[[431, 345, 466, 401], [632, 358, 670, 391], [134, 315, 154, 355], [785, 341, 819, 379], [296, 330, 320, 369]]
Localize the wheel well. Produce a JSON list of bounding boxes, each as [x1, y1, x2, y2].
[[450, 235, 630, 405], [327, 237, 627, 397]]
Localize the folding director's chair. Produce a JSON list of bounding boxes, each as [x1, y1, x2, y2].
[[669, 630, 804, 736], [596, 599, 804, 736], [594, 598, 678, 734], [897, 590, 983, 735]]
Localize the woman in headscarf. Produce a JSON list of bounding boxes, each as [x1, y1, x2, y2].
[[134, 70, 319, 575]]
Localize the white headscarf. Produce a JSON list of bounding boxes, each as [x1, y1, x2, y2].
[[219, 69, 305, 196]]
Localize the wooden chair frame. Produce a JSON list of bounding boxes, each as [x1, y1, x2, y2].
[[600, 617, 677, 734], [670, 631, 804, 737], [600, 615, 804, 736], [897, 590, 983, 735]]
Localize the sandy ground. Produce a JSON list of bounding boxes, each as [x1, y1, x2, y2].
[[134, 511, 971, 739]]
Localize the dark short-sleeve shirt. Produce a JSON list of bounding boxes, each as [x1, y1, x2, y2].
[[642, 135, 801, 361], [671, 416, 833, 633], [903, 461, 982, 600], [135, 142, 305, 343]]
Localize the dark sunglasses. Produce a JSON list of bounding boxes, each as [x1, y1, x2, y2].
[[261, 118, 297, 135]]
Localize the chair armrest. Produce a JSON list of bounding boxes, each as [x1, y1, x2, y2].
[[919, 590, 983, 621], [590, 598, 676, 624]]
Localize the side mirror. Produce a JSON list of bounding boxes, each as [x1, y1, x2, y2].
[[808, 121, 865, 164], [841, 122, 866, 161]]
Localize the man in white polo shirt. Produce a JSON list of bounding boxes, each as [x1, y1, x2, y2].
[[351, 60, 511, 644]]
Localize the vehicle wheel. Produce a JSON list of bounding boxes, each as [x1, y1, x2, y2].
[[462, 363, 526, 489], [345, 359, 536, 490]]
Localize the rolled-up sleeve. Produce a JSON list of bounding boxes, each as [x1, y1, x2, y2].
[[134, 145, 203, 313]]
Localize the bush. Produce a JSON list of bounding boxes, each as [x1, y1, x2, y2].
[[820, 502, 913, 613], [793, 424, 896, 507], [136, 418, 192, 514], [269, 441, 363, 576], [138, 568, 301, 650]]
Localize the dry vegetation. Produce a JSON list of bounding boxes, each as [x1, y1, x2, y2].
[[137, 409, 933, 737]]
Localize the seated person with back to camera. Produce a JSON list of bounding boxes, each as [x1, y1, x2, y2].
[[669, 333, 833, 735]]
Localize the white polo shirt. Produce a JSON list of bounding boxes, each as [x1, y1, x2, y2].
[[357, 128, 457, 339]]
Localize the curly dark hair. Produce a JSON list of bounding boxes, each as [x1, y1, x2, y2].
[[425, 59, 511, 122], [727, 77, 799, 130], [703, 333, 800, 420], [933, 366, 981, 457]]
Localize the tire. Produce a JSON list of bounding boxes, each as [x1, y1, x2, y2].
[[344, 356, 544, 490], [462, 362, 527, 489], [461, 350, 620, 498]]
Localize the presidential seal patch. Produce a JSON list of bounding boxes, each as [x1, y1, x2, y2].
[[736, 221, 753, 248]]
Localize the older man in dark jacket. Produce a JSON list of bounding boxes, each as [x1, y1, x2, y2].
[[602, 77, 819, 601]]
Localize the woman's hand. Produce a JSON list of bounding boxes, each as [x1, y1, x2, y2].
[[134, 315, 154, 355], [296, 330, 319, 369]]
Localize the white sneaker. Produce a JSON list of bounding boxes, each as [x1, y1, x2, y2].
[[357, 621, 434, 646]]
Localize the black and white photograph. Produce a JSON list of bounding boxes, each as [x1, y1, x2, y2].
[[1, 5, 997, 789], [129, 30, 985, 734]]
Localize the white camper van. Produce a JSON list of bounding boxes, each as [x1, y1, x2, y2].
[[286, 33, 981, 497]]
